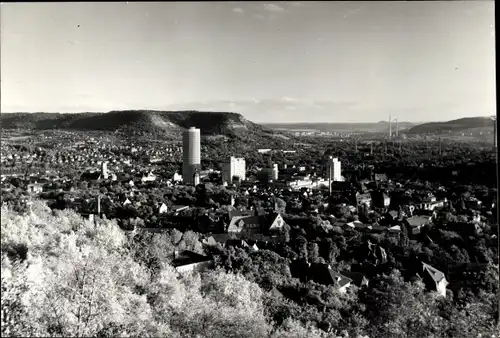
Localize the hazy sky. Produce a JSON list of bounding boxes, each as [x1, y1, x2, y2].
[[1, 1, 495, 123]]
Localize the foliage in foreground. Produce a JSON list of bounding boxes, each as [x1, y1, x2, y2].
[[1, 201, 498, 338], [0, 202, 333, 338]]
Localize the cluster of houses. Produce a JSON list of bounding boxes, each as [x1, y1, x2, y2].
[[2, 133, 495, 301], [1, 134, 183, 180]]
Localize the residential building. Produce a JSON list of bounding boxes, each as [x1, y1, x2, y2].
[[404, 215, 431, 236], [222, 157, 246, 184], [287, 177, 327, 190], [374, 173, 388, 182], [227, 215, 261, 233], [272, 163, 279, 181], [172, 250, 214, 274], [227, 212, 286, 235], [80, 171, 101, 182], [259, 164, 278, 183], [158, 203, 168, 214], [182, 127, 201, 184], [27, 183, 43, 194], [327, 156, 342, 182], [372, 191, 391, 209], [172, 172, 183, 182], [141, 171, 156, 182], [421, 262, 448, 297], [340, 271, 369, 287], [307, 263, 353, 293], [191, 172, 199, 185], [356, 192, 372, 208]]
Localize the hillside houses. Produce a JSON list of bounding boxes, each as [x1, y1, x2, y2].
[[27, 183, 43, 194], [420, 262, 449, 297], [172, 250, 214, 275], [404, 215, 432, 236], [291, 261, 356, 294], [227, 212, 286, 235]]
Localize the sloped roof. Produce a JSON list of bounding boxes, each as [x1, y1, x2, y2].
[[370, 224, 389, 232], [357, 193, 372, 200], [226, 239, 250, 248], [228, 209, 248, 219], [227, 216, 249, 232], [389, 225, 401, 232], [202, 236, 218, 247], [374, 174, 388, 181], [80, 172, 101, 181], [172, 250, 212, 268], [171, 205, 189, 212], [389, 210, 398, 218], [330, 181, 353, 191], [340, 271, 369, 287], [240, 215, 261, 225], [422, 262, 446, 283], [309, 263, 353, 287], [406, 216, 430, 227], [346, 220, 364, 228]]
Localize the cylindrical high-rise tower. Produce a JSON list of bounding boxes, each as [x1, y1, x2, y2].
[[182, 127, 201, 184], [101, 161, 108, 180]]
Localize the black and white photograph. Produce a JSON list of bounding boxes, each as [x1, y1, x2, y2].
[[0, 1, 498, 337]]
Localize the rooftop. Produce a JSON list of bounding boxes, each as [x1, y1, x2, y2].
[[171, 250, 212, 268]]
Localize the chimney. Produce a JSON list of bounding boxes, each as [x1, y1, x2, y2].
[[97, 195, 101, 215], [327, 157, 332, 195], [389, 113, 392, 139], [173, 250, 179, 259], [493, 117, 497, 150]]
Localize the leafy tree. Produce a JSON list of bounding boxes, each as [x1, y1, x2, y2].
[[308, 243, 320, 263], [293, 235, 308, 261]]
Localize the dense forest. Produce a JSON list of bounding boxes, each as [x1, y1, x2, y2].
[[1, 201, 498, 337]]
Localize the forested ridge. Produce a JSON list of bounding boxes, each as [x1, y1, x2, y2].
[[1, 201, 499, 338]]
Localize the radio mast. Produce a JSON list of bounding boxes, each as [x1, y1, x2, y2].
[[389, 113, 392, 139]]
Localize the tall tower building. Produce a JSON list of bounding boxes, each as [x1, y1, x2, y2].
[[272, 163, 279, 181], [327, 156, 342, 182], [182, 127, 201, 184], [222, 157, 246, 184], [101, 161, 108, 180]]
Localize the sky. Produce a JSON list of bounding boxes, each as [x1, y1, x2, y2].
[[0, 1, 495, 123]]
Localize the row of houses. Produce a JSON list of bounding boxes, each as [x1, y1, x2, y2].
[[171, 247, 449, 298]]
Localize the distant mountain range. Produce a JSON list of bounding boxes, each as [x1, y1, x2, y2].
[[263, 121, 416, 133], [263, 117, 495, 135], [0, 110, 276, 138], [1, 112, 494, 141], [407, 117, 495, 134]]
